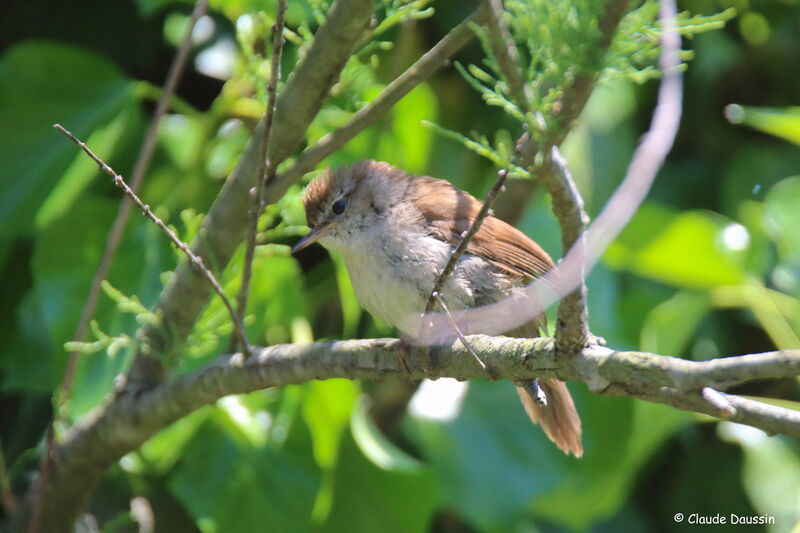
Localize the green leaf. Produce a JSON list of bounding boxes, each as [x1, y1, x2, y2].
[[763, 176, 800, 262], [303, 379, 358, 522], [30, 197, 173, 415], [317, 429, 440, 533], [719, 423, 800, 532], [641, 290, 711, 356], [726, 104, 800, 145], [406, 380, 688, 531], [169, 409, 320, 533], [351, 398, 424, 473], [0, 41, 136, 238], [606, 207, 747, 289]]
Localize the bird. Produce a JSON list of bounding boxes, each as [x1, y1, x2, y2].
[[292, 159, 582, 456]]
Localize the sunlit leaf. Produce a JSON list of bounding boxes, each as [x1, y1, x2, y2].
[[0, 41, 136, 238], [726, 104, 800, 146]]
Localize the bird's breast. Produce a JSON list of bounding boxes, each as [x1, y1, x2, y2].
[[337, 225, 510, 336]]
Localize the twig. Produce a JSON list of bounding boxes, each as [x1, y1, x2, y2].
[[123, 0, 374, 392], [232, 0, 287, 355], [27, 6, 211, 531], [543, 146, 590, 351], [483, 0, 528, 108], [483, 0, 592, 351], [415, 0, 682, 346], [53, 125, 249, 356], [25, 428, 53, 533], [423, 169, 509, 314], [60, 0, 209, 406], [435, 293, 488, 373], [266, 6, 486, 192], [702, 387, 737, 419]]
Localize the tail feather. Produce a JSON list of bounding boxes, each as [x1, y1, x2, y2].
[[516, 379, 583, 457]]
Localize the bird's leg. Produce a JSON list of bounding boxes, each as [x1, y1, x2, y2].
[[521, 378, 548, 406]]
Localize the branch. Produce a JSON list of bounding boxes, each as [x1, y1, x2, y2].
[[43, 341, 800, 533], [233, 0, 288, 355], [539, 147, 590, 351], [123, 0, 375, 392], [60, 0, 210, 403], [54, 125, 250, 354], [414, 0, 682, 347], [491, 0, 629, 222], [481, 0, 630, 351], [267, 6, 486, 192]]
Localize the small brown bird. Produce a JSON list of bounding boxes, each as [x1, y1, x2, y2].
[[293, 160, 582, 456]]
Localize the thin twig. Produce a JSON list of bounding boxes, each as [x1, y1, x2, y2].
[[702, 387, 737, 419], [423, 169, 509, 314], [415, 0, 682, 346], [59, 0, 209, 405], [25, 429, 54, 533], [435, 293, 488, 373], [123, 0, 375, 393], [484, 0, 591, 350], [232, 0, 287, 355], [483, 0, 528, 108], [54, 125, 249, 356]]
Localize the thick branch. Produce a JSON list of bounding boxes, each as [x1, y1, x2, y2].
[[32, 333, 800, 531]]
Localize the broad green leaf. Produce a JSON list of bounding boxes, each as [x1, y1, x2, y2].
[[31, 197, 173, 415], [303, 380, 359, 470], [375, 82, 436, 174], [719, 423, 800, 533], [317, 429, 440, 533], [303, 379, 358, 522], [726, 104, 800, 145], [124, 406, 213, 474], [763, 176, 800, 263], [169, 410, 320, 533], [351, 397, 424, 473], [406, 380, 688, 531], [641, 290, 711, 356], [331, 253, 361, 339], [35, 100, 140, 229], [0, 41, 136, 238], [606, 207, 747, 289]]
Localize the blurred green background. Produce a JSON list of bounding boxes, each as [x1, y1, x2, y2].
[[1, 0, 799, 531]]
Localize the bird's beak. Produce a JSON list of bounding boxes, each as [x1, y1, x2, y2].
[[291, 221, 338, 253]]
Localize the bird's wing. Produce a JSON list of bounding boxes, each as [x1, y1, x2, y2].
[[411, 177, 555, 281]]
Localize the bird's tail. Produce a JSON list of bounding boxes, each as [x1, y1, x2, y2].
[[516, 378, 583, 457]]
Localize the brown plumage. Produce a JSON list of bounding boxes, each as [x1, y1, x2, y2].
[[297, 160, 583, 457], [412, 176, 582, 457]]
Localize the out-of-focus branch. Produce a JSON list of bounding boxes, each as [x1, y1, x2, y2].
[[233, 0, 288, 355], [123, 0, 375, 393], [415, 0, 681, 347], [424, 169, 509, 314]]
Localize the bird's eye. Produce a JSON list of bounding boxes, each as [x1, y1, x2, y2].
[[332, 199, 347, 215]]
